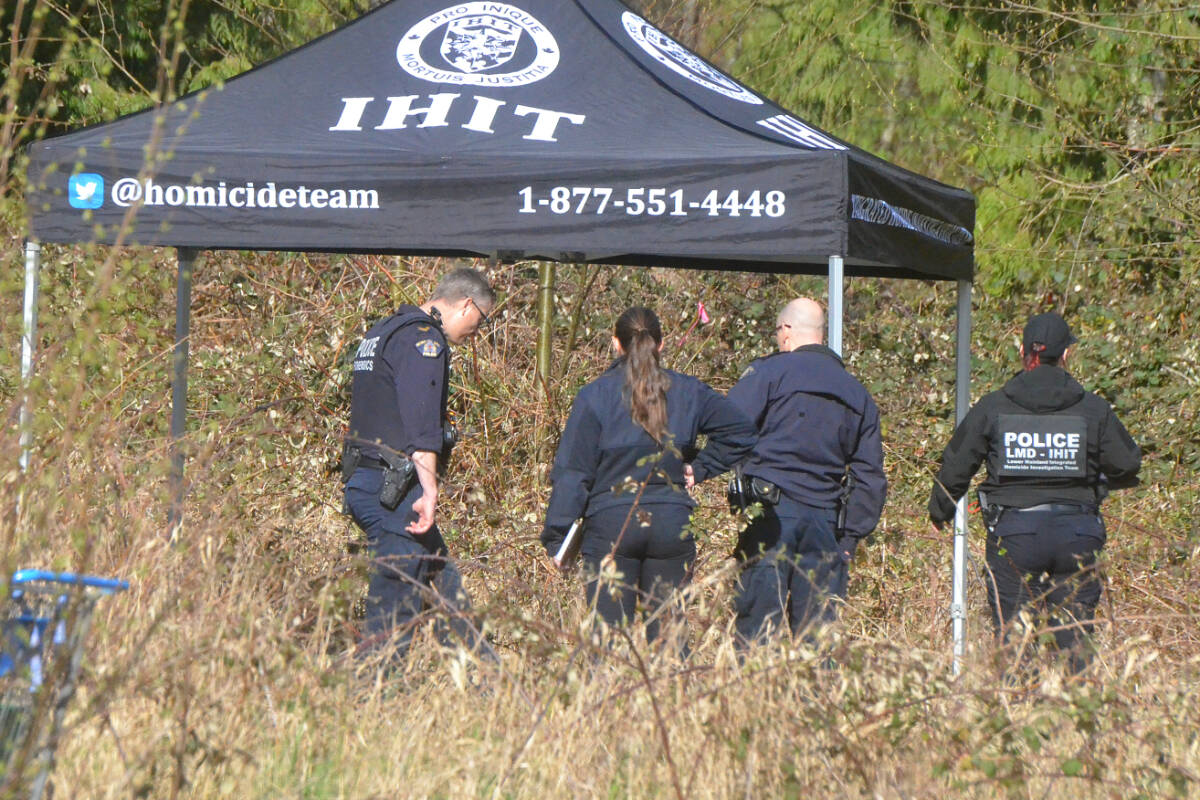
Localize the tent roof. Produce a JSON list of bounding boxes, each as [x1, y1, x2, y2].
[[26, 0, 974, 280]]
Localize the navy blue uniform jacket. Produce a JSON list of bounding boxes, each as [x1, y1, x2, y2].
[[727, 344, 886, 539], [541, 360, 755, 551]]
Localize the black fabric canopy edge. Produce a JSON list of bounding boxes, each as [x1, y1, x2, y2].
[[22, 0, 975, 282]]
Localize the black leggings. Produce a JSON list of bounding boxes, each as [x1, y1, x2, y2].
[[578, 503, 695, 642]]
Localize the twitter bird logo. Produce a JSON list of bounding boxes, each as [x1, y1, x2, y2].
[[68, 173, 104, 209]]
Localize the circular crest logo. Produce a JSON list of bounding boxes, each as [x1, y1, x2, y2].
[[398, 3, 559, 87], [621, 12, 762, 105]]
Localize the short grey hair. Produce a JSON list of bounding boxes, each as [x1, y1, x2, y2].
[[431, 267, 495, 308]]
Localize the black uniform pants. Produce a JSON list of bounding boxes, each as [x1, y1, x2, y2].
[[733, 497, 846, 645], [344, 468, 481, 660], [579, 503, 695, 643], [986, 506, 1105, 668]]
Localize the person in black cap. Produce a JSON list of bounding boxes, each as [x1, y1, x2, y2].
[[342, 267, 495, 661], [929, 311, 1141, 673], [725, 297, 887, 645], [541, 306, 755, 644]]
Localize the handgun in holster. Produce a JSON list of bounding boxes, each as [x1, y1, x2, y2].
[[727, 464, 749, 514], [835, 473, 854, 540], [727, 465, 781, 513], [977, 489, 1002, 533], [378, 450, 416, 511]]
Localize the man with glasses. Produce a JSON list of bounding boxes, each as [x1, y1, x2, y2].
[[342, 266, 495, 663], [726, 297, 886, 645], [466, 296, 490, 329]]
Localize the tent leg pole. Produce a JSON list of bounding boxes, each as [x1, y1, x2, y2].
[[535, 262, 555, 388], [20, 240, 41, 475], [951, 279, 972, 675], [17, 240, 41, 525], [827, 254, 844, 355], [169, 248, 198, 539]]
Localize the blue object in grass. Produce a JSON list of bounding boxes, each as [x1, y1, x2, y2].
[[11, 571, 129, 594]]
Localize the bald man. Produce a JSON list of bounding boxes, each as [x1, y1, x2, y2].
[[726, 298, 886, 644]]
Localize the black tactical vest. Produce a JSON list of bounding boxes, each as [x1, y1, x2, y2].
[[346, 307, 445, 459]]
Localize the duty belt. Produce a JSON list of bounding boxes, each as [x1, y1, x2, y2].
[[356, 454, 392, 471], [1007, 502, 1097, 514], [341, 443, 408, 481]]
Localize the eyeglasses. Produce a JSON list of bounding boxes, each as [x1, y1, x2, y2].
[[468, 297, 491, 328]]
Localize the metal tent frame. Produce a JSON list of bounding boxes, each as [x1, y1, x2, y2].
[[19, 241, 974, 669]]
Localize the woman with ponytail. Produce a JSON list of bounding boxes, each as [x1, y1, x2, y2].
[[542, 306, 755, 641]]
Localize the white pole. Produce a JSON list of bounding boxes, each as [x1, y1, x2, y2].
[[20, 240, 42, 473], [827, 254, 844, 355], [952, 497, 968, 672], [951, 279, 972, 674]]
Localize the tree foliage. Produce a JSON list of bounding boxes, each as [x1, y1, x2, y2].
[[707, 0, 1200, 292], [1, 4, 1199, 795], [1, 0, 368, 190]]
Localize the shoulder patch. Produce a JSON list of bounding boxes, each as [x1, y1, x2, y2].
[[739, 365, 755, 379], [415, 339, 443, 358], [417, 325, 431, 331]]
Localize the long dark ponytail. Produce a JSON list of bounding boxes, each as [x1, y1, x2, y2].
[[615, 307, 671, 443]]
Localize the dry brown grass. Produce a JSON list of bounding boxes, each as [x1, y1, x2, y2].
[[1, 243, 1197, 798]]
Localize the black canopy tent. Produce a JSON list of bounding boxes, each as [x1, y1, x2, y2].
[[22, 0, 976, 666]]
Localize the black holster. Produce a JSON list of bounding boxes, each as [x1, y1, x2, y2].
[[750, 476, 781, 505], [438, 424, 459, 479], [977, 490, 1002, 533], [378, 452, 416, 510], [727, 464, 749, 513], [340, 443, 362, 483], [727, 465, 780, 512], [835, 473, 855, 540]]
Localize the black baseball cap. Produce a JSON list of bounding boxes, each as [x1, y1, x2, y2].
[[1023, 312, 1077, 358]]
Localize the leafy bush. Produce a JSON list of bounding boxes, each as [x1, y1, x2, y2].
[[1, 1, 1197, 796]]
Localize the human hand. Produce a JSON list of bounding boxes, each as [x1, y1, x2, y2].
[[543, 543, 566, 572], [684, 464, 695, 491], [407, 490, 437, 534]]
